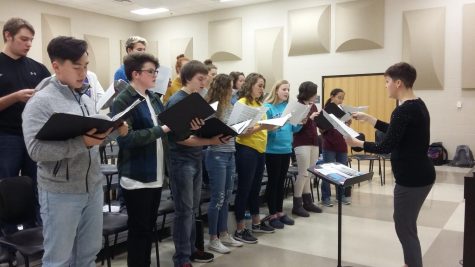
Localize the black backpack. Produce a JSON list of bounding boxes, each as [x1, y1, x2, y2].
[[427, 142, 448, 166], [450, 145, 475, 168]]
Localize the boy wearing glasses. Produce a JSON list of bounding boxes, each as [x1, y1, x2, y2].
[[111, 52, 169, 266], [22, 36, 127, 267]]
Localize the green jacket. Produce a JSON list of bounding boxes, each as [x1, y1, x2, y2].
[[112, 85, 170, 183]]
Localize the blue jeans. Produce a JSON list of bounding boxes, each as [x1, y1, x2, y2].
[[39, 185, 103, 267], [321, 150, 349, 201], [169, 152, 202, 267], [0, 132, 40, 232], [205, 150, 235, 236], [234, 144, 265, 222]]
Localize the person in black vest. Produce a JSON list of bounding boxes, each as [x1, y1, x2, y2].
[[345, 62, 435, 267], [0, 17, 50, 230]]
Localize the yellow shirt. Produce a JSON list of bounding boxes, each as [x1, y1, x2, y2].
[[163, 77, 182, 104], [236, 98, 267, 153]]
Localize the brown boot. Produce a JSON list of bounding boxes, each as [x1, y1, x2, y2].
[[302, 194, 322, 213], [292, 197, 309, 217]]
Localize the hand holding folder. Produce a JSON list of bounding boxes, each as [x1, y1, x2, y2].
[[36, 98, 143, 141]]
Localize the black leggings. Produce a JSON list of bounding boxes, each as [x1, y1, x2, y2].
[[265, 153, 291, 215]]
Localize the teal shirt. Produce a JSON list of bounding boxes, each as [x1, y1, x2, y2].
[[264, 102, 302, 154]]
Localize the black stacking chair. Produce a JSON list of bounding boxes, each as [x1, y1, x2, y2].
[[0, 176, 43, 267], [376, 130, 391, 185], [348, 133, 381, 184], [101, 212, 128, 267]]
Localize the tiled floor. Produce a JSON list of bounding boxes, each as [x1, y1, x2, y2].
[[109, 164, 467, 267]]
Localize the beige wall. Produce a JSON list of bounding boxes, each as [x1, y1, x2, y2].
[[0, 0, 139, 86], [1, 0, 474, 157], [139, 0, 475, 158]]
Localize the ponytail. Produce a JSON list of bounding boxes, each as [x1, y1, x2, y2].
[[325, 88, 344, 108]]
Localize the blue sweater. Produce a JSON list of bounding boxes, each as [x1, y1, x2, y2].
[[114, 65, 128, 82], [264, 102, 302, 154]]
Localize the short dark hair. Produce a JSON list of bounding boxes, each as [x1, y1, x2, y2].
[[180, 60, 208, 86], [2, 17, 35, 42], [123, 52, 159, 82], [384, 62, 417, 88], [297, 81, 318, 102], [47, 36, 88, 63]]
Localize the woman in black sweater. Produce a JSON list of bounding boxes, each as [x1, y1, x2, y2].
[[345, 62, 435, 267]]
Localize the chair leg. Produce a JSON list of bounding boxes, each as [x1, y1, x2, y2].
[[159, 214, 167, 242], [357, 160, 361, 171], [104, 235, 111, 267], [23, 255, 29, 267], [106, 174, 112, 212], [383, 159, 386, 185], [315, 177, 321, 202], [378, 158, 383, 186], [154, 225, 160, 267]]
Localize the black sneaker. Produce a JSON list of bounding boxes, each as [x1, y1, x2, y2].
[[252, 221, 275, 233], [190, 250, 214, 263], [279, 214, 295, 225], [234, 228, 258, 244], [269, 218, 285, 229]]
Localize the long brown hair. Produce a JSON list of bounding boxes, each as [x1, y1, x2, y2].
[[265, 80, 289, 105], [238, 73, 266, 105], [205, 74, 233, 119], [325, 88, 344, 108]]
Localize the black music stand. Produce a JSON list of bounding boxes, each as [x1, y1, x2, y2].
[[308, 163, 373, 267]]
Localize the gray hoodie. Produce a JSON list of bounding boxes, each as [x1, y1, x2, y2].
[[22, 76, 102, 194]]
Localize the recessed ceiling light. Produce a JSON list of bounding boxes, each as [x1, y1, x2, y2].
[[131, 7, 169, 15], [219, 0, 235, 2]]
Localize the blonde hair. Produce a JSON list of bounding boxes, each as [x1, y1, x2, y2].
[[125, 36, 147, 51], [265, 80, 289, 105]]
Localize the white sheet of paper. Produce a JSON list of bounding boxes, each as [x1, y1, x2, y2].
[[96, 82, 115, 112], [341, 105, 368, 114], [228, 101, 261, 125], [230, 119, 252, 134], [151, 66, 171, 95], [248, 106, 269, 130], [323, 110, 360, 138], [210, 101, 219, 111], [258, 113, 292, 126], [282, 101, 311, 125]]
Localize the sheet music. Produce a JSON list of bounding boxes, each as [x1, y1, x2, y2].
[[210, 101, 219, 111], [228, 101, 261, 125], [111, 98, 143, 121], [248, 106, 269, 130], [96, 82, 115, 112], [230, 119, 252, 134], [282, 101, 311, 125], [151, 66, 172, 95], [323, 110, 360, 138], [341, 105, 368, 114], [258, 113, 292, 126]]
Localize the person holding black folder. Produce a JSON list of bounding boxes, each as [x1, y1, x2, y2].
[[345, 62, 435, 267], [22, 36, 128, 267], [166, 60, 229, 267], [203, 74, 244, 254], [111, 52, 169, 267], [319, 88, 352, 207]]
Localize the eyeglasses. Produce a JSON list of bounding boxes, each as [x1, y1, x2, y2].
[[137, 69, 159, 76]]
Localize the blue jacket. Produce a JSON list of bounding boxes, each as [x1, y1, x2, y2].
[[264, 102, 302, 154], [114, 65, 128, 82]]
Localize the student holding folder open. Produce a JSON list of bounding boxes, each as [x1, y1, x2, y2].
[[233, 73, 276, 244], [166, 60, 230, 266]]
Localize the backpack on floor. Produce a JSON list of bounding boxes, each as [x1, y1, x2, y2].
[[450, 145, 475, 168], [427, 142, 448, 166]]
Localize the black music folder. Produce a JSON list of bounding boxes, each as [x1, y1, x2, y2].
[[314, 102, 350, 131], [36, 98, 142, 141], [195, 118, 251, 138], [158, 93, 216, 134]]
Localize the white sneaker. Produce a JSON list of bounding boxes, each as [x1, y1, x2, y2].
[[220, 233, 244, 247], [208, 239, 231, 254]]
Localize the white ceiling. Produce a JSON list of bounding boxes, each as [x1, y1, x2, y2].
[[36, 0, 277, 22]]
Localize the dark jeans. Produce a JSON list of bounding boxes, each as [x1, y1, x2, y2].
[[169, 152, 202, 267], [122, 187, 162, 267], [234, 144, 265, 222], [265, 153, 291, 215], [321, 150, 351, 201], [0, 132, 40, 233], [394, 183, 433, 267]]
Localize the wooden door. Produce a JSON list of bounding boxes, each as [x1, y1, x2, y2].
[[322, 74, 396, 142]]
